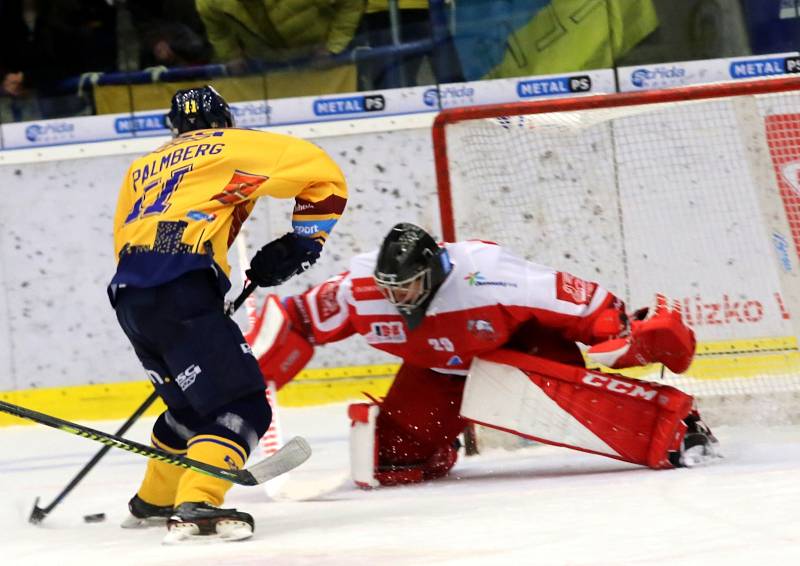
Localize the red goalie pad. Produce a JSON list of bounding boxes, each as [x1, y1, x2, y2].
[[349, 401, 459, 487], [348, 364, 466, 487], [461, 350, 695, 469]]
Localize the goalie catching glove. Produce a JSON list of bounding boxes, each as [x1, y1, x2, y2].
[[586, 293, 696, 373], [246, 232, 322, 287]]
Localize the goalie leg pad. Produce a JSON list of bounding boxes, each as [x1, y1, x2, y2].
[[349, 401, 460, 487], [348, 364, 465, 487], [349, 402, 380, 489], [462, 350, 697, 469], [375, 443, 458, 486]]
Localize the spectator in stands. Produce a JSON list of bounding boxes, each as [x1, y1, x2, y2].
[[0, 71, 36, 124], [355, 0, 464, 90], [126, 1, 212, 68], [0, 0, 117, 120], [195, 0, 364, 72], [0, 0, 42, 121]]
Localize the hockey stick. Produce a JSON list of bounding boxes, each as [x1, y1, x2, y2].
[[0, 399, 311, 486], [234, 232, 290, 499], [26, 282, 259, 523], [226, 281, 258, 316], [28, 389, 159, 524]]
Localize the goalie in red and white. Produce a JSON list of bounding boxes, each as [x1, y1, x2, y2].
[[249, 222, 719, 488]]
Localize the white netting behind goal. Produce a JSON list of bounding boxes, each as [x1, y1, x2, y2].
[[435, 78, 800, 425]]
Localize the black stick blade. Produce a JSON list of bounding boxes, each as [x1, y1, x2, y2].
[[29, 497, 47, 525]]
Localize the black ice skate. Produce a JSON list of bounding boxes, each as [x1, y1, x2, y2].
[[669, 413, 721, 468], [120, 494, 173, 528], [163, 502, 254, 544]]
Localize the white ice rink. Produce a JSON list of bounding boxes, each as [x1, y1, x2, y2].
[[2, 403, 800, 566]]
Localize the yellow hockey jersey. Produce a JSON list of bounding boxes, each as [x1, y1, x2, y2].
[[110, 128, 347, 294]]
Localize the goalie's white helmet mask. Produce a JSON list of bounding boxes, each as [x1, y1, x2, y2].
[[374, 223, 452, 330]]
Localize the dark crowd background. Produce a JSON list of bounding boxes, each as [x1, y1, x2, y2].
[[0, 0, 796, 123]]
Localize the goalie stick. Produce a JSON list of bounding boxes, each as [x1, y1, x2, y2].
[[0, 399, 311, 486]]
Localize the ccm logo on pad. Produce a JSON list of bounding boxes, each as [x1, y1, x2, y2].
[[582, 373, 658, 401]]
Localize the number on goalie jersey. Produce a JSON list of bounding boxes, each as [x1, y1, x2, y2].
[[253, 223, 718, 488]]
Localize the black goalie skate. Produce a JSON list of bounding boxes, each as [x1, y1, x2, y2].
[[669, 413, 721, 468], [163, 502, 254, 544], [120, 494, 173, 528]]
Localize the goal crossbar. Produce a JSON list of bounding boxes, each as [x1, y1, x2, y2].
[[434, 75, 800, 240]]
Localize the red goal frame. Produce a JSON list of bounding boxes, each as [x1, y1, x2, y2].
[[432, 75, 800, 241]]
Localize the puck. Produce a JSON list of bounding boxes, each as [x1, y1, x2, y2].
[[83, 513, 106, 523]]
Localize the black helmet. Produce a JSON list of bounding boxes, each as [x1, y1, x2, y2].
[[374, 223, 451, 329], [165, 85, 234, 135]]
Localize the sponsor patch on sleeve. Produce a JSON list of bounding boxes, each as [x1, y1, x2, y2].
[[556, 272, 597, 305], [351, 277, 385, 301], [315, 279, 341, 322]]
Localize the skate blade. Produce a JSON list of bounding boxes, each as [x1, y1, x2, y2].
[[162, 521, 253, 545], [680, 443, 723, 468], [120, 514, 168, 529]]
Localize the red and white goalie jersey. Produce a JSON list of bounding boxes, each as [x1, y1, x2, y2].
[[283, 240, 625, 372], [252, 234, 712, 487]]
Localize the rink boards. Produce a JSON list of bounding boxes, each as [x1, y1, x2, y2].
[[2, 336, 797, 426]]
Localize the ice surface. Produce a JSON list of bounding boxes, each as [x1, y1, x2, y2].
[[2, 403, 799, 565]]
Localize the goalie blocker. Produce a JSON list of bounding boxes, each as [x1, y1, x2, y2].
[[350, 350, 719, 487], [244, 294, 314, 389]]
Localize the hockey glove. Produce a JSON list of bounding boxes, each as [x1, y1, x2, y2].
[[246, 232, 322, 287], [586, 294, 696, 373]]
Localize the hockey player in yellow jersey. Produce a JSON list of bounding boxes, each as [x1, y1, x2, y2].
[[109, 85, 347, 543]]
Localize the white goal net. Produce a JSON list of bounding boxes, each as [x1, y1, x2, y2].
[[434, 76, 800, 426]]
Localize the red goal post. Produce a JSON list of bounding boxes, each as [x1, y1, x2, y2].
[[432, 76, 800, 425]]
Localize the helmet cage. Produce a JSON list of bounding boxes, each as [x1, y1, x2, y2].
[[374, 266, 432, 309], [374, 222, 452, 329]]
